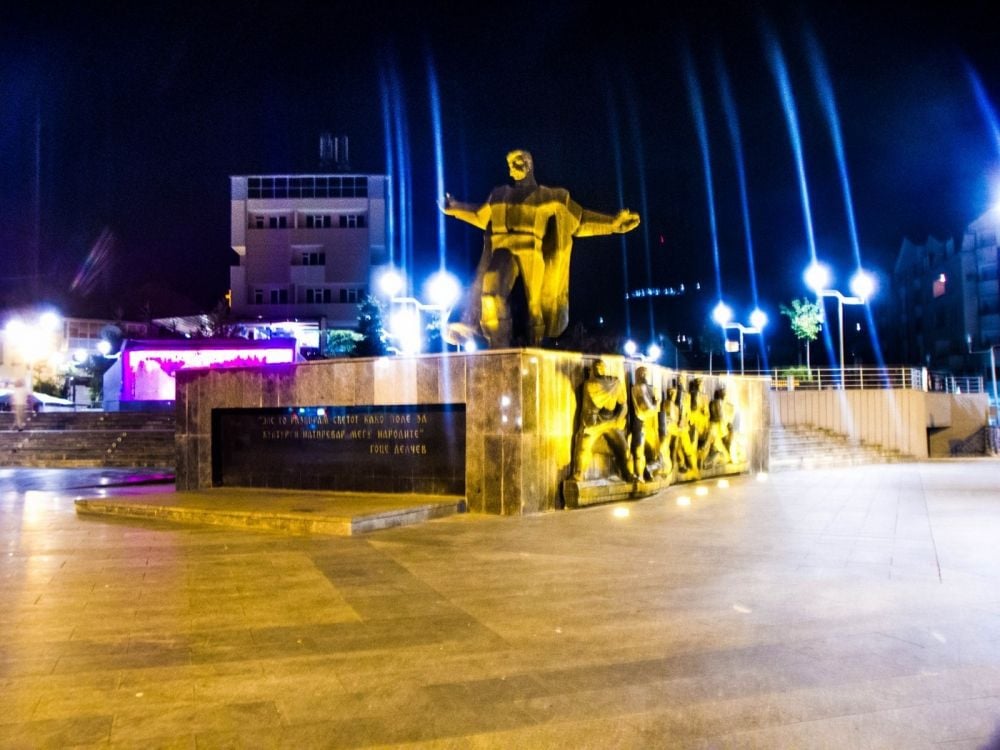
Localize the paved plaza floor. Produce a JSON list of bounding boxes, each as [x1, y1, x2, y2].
[[2, 462, 1000, 748]]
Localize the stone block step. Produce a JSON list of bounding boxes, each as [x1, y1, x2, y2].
[[769, 425, 911, 471], [75, 489, 467, 536]]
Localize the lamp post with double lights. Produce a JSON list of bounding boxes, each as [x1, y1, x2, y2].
[[804, 263, 875, 388], [712, 302, 767, 375], [3, 310, 63, 383], [377, 268, 462, 355], [623, 340, 664, 362]]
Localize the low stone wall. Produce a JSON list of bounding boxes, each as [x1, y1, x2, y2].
[[175, 350, 770, 514], [770, 389, 990, 458]]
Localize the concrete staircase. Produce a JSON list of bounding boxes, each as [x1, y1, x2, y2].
[[769, 425, 911, 471], [0, 411, 176, 469]]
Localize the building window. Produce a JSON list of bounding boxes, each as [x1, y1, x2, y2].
[[323, 289, 332, 303], [300, 252, 326, 266], [338, 214, 367, 229], [246, 175, 369, 199], [305, 215, 332, 229], [254, 290, 264, 304], [268, 216, 288, 229], [339, 288, 365, 303]]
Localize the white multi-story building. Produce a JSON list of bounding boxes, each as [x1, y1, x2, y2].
[[229, 168, 389, 329]]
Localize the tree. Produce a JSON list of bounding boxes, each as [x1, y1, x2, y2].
[[320, 329, 361, 357], [355, 295, 389, 357], [82, 353, 116, 406], [780, 298, 822, 374]]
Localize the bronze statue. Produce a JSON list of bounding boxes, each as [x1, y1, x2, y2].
[[571, 359, 632, 481], [441, 149, 640, 348]]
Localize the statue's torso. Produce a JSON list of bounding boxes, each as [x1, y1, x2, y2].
[[487, 185, 572, 251]]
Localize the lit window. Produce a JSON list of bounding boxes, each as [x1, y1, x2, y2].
[[932, 274, 946, 298]]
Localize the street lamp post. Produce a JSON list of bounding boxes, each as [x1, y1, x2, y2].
[[804, 263, 875, 389], [712, 302, 767, 375], [3, 310, 63, 384], [378, 268, 462, 354]]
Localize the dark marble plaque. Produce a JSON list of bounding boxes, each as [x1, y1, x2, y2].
[[212, 404, 466, 495]]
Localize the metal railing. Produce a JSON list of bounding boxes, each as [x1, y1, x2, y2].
[[766, 367, 985, 393]]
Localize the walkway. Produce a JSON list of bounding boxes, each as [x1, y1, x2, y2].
[[2, 463, 1000, 748]]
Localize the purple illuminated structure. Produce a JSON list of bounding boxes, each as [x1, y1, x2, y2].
[[103, 338, 297, 411]]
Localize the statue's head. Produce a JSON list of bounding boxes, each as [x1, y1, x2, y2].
[[506, 149, 534, 181], [636, 366, 649, 384], [592, 358, 608, 378]]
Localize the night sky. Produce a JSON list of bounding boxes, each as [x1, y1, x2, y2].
[[2, 2, 998, 354]]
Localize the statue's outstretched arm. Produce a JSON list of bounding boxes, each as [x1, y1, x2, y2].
[[574, 206, 641, 237], [440, 193, 491, 230]]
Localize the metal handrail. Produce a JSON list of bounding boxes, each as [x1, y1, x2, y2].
[[764, 366, 985, 393]]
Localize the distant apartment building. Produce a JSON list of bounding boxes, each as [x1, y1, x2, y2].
[[890, 205, 1000, 371], [228, 155, 390, 330]]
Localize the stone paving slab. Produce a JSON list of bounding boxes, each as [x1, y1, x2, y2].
[[74, 487, 466, 536], [4, 461, 1000, 748]]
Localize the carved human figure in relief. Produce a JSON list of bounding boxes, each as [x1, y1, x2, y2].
[[572, 359, 632, 481], [700, 386, 733, 466], [662, 383, 699, 480], [629, 365, 661, 481], [441, 149, 640, 348]]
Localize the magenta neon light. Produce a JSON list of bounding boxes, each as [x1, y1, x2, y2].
[[122, 346, 295, 402]]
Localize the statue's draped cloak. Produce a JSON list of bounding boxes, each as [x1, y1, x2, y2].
[[457, 184, 583, 340]]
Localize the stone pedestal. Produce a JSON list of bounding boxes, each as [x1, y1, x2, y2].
[[175, 349, 769, 515]]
